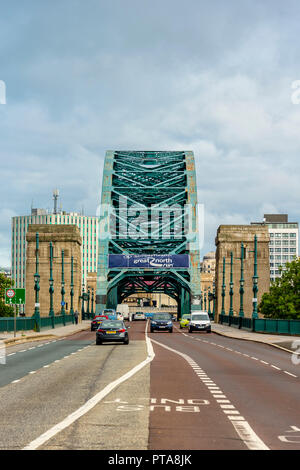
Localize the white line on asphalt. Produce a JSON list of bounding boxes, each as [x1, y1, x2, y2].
[[232, 421, 269, 450], [284, 371, 297, 378], [150, 337, 269, 451], [271, 365, 281, 370], [23, 321, 155, 451], [11, 379, 20, 383], [7, 353, 16, 356]]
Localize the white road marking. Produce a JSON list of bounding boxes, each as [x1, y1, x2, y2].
[[23, 322, 155, 450], [284, 371, 297, 378], [150, 337, 269, 451], [232, 421, 269, 450], [11, 379, 20, 383], [271, 365, 281, 370]]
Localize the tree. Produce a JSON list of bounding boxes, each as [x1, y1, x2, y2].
[[259, 258, 300, 319], [0, 273, 15, 317]]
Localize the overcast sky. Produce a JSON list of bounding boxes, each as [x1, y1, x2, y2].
[[1, 0, 300, 266]]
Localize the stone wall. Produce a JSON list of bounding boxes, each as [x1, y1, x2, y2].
[[215, 225, 270, 320], [25, 225, 82, 317]]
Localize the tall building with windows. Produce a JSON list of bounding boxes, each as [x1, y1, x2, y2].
[[251, 214, 299, 283], [11, 198, 98, 289]]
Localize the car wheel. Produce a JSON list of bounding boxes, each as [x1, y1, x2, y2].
[[189, 329, 193, 333], [207, 329, 211, 333], [180, 325, 182, 329], [169, 329, 173, 333], [96, 339, 102, 345], [124, 337, 129, 345]]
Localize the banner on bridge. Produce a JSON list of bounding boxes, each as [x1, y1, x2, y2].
[[108, 254, 190, 269]]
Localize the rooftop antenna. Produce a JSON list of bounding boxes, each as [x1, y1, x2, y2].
[[53, 189, 59, 214]]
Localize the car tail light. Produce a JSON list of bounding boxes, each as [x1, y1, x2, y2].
[[98, 329, 106, 333], [118, 329, 126, 333]]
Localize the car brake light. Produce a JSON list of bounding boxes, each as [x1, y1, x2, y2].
[[98, 329, 106, 333], [118, 329, 126, 333]]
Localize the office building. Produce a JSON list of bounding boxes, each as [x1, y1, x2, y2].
[[11, 191, 98, 289], [251, 214, 299, 283]]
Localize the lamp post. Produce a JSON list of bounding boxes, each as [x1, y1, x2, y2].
[[61, 249, 66, 325], [34, 233, 41, 332], [81, 283, 85, 320], [91, 287, 94, 316], [207, 287, 212, 316], [204, 289, 207, 311], [212, 281, 216, 320], [87, 287, 91, 319], [221, 256, 226, 315], [250, 235, 259, 319], [239, 243, 245, 317], [49, 242, 55, 328], [229, 251, 234, 316], [200, 291, 203, 310], [70, 256, 74, 323]]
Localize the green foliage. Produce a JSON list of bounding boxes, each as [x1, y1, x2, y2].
[[0, 301, 14, 317], [259, 258, 300, 319], [0, 273, 15, 317]]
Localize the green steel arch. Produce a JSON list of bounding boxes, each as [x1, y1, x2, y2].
[[96, 150, 201, 318]]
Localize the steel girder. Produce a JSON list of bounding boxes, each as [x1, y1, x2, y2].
[[96, 151, 201, 316]]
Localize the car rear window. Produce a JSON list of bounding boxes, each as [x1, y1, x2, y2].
[[152, 314, 172, 320], [100, 321, 124, 329]]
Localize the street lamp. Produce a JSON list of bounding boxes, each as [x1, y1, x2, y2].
[[204, 289, 207, 311], [61, 249, 66, 325], [91, 287, 94, 316], [221, 257, 226, 315], [81, 283, 85, 320], [49, 242, 54, 327], [249, 235, 259, 319], [70, 256, 74, 323], [34, 233, 41, 332], [207, 287, 212, 316], [239, 243, 245, 317], [229, 252, 234, 316], [87, 287, 91, 319]]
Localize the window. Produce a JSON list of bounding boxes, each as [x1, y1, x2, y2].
[[275, 233, 281, 238], [275, 240, 281, 246]]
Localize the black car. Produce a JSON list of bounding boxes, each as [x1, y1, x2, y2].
[[96, 320, 130, 345], [150, 313, 173, 333]]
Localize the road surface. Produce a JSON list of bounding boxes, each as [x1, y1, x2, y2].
[[0, 321, 299, 450]]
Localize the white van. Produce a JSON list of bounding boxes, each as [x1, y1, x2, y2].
[[116, 304, 130, 321], [189, 311, 211, 333]]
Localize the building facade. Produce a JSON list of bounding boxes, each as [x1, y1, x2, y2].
[[25, 225, 82, 317], [215, 225, 270, 320], [201, 251, 216, 275], [251, 214, 299, 283], [12, 207, 98, 290]]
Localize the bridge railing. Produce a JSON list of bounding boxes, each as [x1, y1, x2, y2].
[[218, 314, 300, 334], [0, 314, 75, 332]]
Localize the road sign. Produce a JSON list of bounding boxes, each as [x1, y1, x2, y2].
[[61, 301, 65, 306], [5, 288, 26, 305], [6, 289, 15, 299]]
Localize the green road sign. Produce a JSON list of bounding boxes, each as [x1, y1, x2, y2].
[[5, 288, 26, 305]]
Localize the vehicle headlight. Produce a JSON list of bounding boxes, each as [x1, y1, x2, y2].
[[167, 321, 172, 325], [151, 321, 157, 324]]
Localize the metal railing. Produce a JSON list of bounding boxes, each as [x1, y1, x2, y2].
[[219, 314, 300, 334], [0, 314, 74, 332]]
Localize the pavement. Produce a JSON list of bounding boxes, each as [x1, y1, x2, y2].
[[0, 320, 91, 345], [212, 322, 299, 353]]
